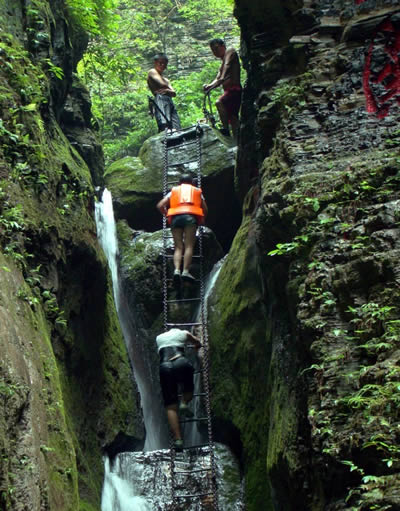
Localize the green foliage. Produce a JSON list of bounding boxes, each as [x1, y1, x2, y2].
[[267, 234, 309, 256], [269, 72, 312, 115], [77, 0, 239, 161], [66, 0, 119, 36]]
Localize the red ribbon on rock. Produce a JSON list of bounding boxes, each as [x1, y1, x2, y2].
[[362, 18, 400, 118]]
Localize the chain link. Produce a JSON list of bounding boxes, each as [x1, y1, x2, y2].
[[161, 128, 178, 510], [162, 129, 169, 334]]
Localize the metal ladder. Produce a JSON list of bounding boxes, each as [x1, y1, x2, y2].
[[161, 125, 219, 510]]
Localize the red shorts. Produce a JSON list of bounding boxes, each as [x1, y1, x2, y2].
[[220, 86, 242, 123]]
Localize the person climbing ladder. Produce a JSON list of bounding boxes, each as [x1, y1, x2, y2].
[[155, 328, 202, 451], [157, 173, 208, 284]]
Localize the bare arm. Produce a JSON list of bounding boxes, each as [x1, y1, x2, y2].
[[203, 77, 224, 93], [185, 331, 202, 349], [204, 49, 239, 92], [157, 195, 170, 215], [203, 49, 237, 92], [201, 198, 208, 218], [217, 49, 235, 83], [148, 69, 176, 97]]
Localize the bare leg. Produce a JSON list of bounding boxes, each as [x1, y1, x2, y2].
[[166, 403, 181, 440], [171, 228, 183, 271], [230, 115, 239, 141], [216, 98, 229, 131], [182, 225, 197, 272]]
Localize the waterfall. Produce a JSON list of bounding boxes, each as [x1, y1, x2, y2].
[[95, 189, 168, 452], [101, 457, 152, 511], [185, 256, 226, 447]]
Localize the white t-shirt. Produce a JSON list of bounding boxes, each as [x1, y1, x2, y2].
[[156, 329, 188, 351]]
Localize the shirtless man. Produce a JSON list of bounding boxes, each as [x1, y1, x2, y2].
[[147, 53, 181, 132], [203, 39, 242, 139]]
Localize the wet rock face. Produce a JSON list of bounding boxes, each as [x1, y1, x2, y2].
[[207, 0, 400, 510], [0, 2, 137, 510], [117, 220, 224, 330]]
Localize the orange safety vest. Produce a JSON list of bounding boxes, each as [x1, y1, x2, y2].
[[167, 184, 204, 224]]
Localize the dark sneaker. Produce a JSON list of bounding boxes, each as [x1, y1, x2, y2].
[[173, 270, 181, 287], [179, 402, 194, 418], [219, 128, 230, 136], [174, 439, 184, 451], [181, 271, 196, 283]]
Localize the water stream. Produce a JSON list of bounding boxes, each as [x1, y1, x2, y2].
[[95, 189, 168, 452]]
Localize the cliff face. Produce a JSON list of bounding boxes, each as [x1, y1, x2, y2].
[[208, 0, 400, 510], [2, 0, 400, 510], [0, 2, 141, 510]]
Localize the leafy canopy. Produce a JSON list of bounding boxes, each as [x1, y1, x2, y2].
[[75, 0, 240, 161]]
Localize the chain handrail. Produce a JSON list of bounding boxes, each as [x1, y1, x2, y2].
[[161, 125, 218, 510]]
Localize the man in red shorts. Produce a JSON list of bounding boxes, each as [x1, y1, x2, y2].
[[203, 38, 242, 140]]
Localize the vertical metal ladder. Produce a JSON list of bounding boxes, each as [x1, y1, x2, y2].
[[161, 125, 219, 511]]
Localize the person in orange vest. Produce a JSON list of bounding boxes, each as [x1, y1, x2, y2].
[[157, 174, 208, 283]]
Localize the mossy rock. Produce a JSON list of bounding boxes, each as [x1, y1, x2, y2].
[[105, 126, 241, 250], [117, 219, 224, 328], [207, 215, 272, 511]]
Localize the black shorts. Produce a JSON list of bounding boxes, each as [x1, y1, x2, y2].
[[159, 356, 194, 406], [170, 214, 198, 229]]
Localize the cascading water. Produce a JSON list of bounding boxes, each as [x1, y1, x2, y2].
[[184, 256, 226, 448], [95, 190, 244, 510], [95, 189, 168, 452]]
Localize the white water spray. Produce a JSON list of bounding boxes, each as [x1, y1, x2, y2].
[[95, 189, 168, 452], [101, 457, 152, 511]]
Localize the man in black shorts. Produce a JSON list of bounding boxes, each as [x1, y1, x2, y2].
[[156, 328, 202, 450], [157, 174, 208, 283]]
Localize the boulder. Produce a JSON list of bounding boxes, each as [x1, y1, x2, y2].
[[117, 219, 224, 330], [105, 125, 241, 251]]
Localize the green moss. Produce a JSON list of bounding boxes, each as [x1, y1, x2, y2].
[[0, 253, 80, 510], [105, 155, 160, 197], [56, 266, 140, 510], [79, 501, 98, 511], [208, 216, 272, 511]]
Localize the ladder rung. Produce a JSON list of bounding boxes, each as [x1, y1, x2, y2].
[[166, 139, 199, 149], [167, 297, 201, 303], [174, 468, 212, 474], [184, 443, 212, 450], [175, 492, 213, 499], [166, 322, 201, 327], [180, 416, 208, 423], [166, 160, 199, 167]]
